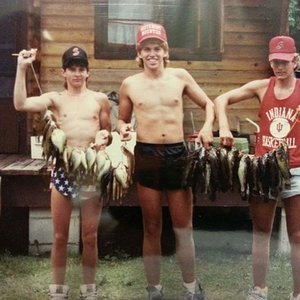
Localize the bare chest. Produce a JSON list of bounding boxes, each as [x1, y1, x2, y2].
[[130, 79, 184, 109], [54, 96, 100, 124], [274, 87, 295, 100]]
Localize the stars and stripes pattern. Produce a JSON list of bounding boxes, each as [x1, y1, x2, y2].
[[52, 168, 78, 199]]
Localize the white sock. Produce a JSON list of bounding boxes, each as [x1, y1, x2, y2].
[[183, 280, 197, 294], [154, 284, 163, 291]]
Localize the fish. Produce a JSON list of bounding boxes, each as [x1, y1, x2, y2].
[[193, 146, 206, 194], [238, 153, 250, 201], [42, 124, 57, 162], [227, 147, 240, 191], [97, 156, 111, 182], [121, 144, 135, 184], [80, 149, 88, 171], [51, 128, 67, 154], [206, 147, 219, 201], [205, 147, 219, 201], [42, 119, 57, 144], [251, 156, 262, 196], [70, 148, 82, 172], [115, 162, 129, 189], [204, 159, 211, 195], [217, 147, 230, 192], [268, 151, 281, 198], [112, 173, 117, 201], [98, 163, 112, 202], [275, 143, 291, 189], [63, 145, 71, 172], [42, 109, 55, 123], [95, 150, 107, 174], [259, 153, 270, 201], [86, 147, 97, 171]]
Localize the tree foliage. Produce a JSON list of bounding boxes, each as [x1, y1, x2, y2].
[[289, 0, 300, 35]]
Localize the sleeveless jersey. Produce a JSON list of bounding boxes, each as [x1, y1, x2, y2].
[[255, 77, 300, 168]]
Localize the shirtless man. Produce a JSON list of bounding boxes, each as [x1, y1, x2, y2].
[[117, 23, 214, 300], [13, 46, 111, 300], [215, 36, 300, 300]]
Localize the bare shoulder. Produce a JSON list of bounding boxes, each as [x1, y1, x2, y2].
[[44, 91, 63, 106], [120, 73, 143, 94], [122, 72, 143, 85], [86, 89, 108, 102], [166, 68, 195, 85], [166, 67, 189, 78], [245, 78, 270, 90], [44, 91, 61, 100]]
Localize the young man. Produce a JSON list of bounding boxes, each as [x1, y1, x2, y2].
[[215, 36, 300, 300], [117, 23, 214, 300], [13, 46, 112, 299]]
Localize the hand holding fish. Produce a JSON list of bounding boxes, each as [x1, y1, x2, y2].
[[15, 48, 37, 67], [197, 126, 213, 149], [92, 129, 112, 151], [119, 123, 133, 141], [219, 128, 234, 148]]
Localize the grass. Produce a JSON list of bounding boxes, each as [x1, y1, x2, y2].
[[0, 240, 293, 300], [0, 208, 293, 299]]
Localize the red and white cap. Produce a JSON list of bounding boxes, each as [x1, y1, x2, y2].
[[269, 36, 297, 62], [136, 23, 168, 45]]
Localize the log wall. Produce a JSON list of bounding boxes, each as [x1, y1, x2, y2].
[[38, 0, 287, 137]]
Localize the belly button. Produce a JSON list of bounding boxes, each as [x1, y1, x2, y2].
[[162, 134, 165, 137]]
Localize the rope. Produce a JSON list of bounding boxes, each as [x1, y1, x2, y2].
[[30, 62, 43, 95]]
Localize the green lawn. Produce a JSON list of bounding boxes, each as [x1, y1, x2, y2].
[[0, 238, 293, 300]]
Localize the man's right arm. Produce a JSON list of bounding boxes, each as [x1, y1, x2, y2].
[[14, 49, 52, 112], [214, 80, 266, 147], [117, 79, 134, 141]]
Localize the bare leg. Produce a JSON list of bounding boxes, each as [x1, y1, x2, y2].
[[249, 201, 276, 288], [285, 195, 300, 296], [50, 187, 73, 284], [80, 194, 102, 284], [137, 183, 163, 286], [168, 188, 195, 283]]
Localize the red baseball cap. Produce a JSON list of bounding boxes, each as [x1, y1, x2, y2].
[[269, 36, 297, 62], [136, 23, 168, 45]]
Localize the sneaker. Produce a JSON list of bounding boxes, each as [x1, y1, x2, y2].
[[146, 285, 164, 300], [183, 282, 205, 300], [79, 284, 98, 300], [246, 286, 268, 300], [48, 284, 69, 299], [290, 292, 300, 300]]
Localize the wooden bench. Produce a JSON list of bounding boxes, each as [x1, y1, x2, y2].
[[0, 154, 51, 208], [0, 154, 79, 255]]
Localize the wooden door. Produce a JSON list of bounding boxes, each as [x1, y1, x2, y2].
[[0, 0, 27, 154]]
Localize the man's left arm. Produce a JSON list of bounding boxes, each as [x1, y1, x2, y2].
[[95, 94, 112, 149], [181, 69, 215, 148]]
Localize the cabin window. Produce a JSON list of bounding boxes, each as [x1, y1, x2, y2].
[[94, 0, 223, 61]]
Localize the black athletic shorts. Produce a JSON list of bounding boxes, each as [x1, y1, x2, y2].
[[134, 142, 190, 191]]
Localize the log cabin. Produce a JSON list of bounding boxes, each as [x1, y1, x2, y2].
[[0, 0, 290, 253]]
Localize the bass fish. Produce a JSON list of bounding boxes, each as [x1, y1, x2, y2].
[[275, 143, 291, 189]]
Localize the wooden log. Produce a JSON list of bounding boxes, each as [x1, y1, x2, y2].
[[41, 3, 93, 16]]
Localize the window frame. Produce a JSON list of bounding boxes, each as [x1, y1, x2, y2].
[[94, 0, 223, 61]]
